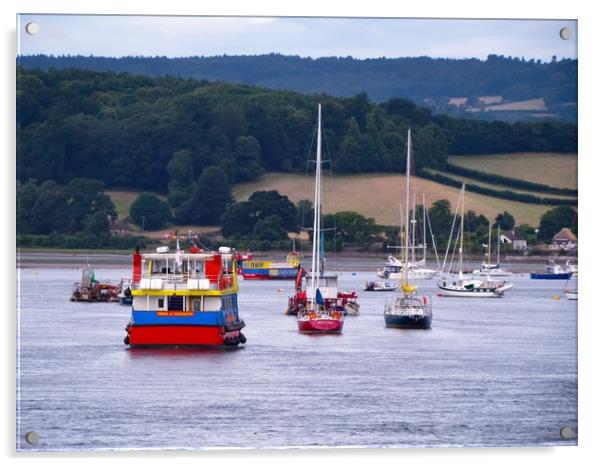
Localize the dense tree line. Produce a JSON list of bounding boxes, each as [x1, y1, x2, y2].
[[17, 68, 577, 195], [18, 54, 577, 113]]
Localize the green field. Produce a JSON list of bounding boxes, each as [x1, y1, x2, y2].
[[107, 190, 167, 221], [233, 173, 560, 226], [108, 152, 577, 230], [425, 169, 577, 200], [448, 153, 577, 189]]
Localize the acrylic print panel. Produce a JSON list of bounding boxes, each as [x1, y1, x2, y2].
[[16, 14, 578, 451]]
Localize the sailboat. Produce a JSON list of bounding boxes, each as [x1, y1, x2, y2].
[[437, 184, 514, 297], [472, 224, 512, 277], [383, 128, 432, 329], [377, 194, 438, 280], [296, 104, 348, 333]]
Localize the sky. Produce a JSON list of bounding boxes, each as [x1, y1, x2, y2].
[[17, 15, 577, 61]]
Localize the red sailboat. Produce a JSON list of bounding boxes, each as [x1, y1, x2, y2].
[[295, 104, 347, 334]]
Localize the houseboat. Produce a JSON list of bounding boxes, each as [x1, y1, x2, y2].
[[123, 245, 246, 347]]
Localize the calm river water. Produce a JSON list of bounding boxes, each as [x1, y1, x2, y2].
[[16, 261, 577, 451]]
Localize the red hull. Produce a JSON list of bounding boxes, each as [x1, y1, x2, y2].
[[242, 274, 295, 280], [297, 318, 343, 334], [127, 325, 240, 346]]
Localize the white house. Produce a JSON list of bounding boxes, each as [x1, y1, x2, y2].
[[500, 229, 528, 251], [549, 228, 577, 251]]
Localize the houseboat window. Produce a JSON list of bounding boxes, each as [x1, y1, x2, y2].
[[157, 298, 164, 309], [167, 295, 185, 311], [192, 299, 201, 312]]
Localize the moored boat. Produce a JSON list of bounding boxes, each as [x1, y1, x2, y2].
[[70, 266, 119, 302], [530, 260, 573, 280], [564, 288, 578, 300], [123, 243, 246, 347], [364, 281, 398, 292], [437, 185, 514, 298], [241, 249, 301, 280], [472, 224, 512, 277], [294, 104, 350, 333], [383, 128, 432, 329]]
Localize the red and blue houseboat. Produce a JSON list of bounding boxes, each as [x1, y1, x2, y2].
[[123, 245, 246, 347]]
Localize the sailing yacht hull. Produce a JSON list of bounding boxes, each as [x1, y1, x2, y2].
[[297, 317, 343, 334], [384, 313, 431, 329], [437, 283, 514, 297]]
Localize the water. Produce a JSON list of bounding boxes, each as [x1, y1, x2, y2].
[[16, 264, 577, 451]]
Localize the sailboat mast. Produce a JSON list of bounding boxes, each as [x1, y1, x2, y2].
[[404, 129, 412, 286], [310, 104, 322, 300], [459, 183, 465, 277], [411, 192, 417, 268], [497, 224, 501, 265], [488, 220, 492, 266], [422, 193, 427, 262]]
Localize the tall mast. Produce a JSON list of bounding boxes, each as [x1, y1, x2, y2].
[[487, 220, 492, 266], [404, 129, 412, 287], [497, 224, 501, 265], [422, 193, 427, 262], [411, 192, 417, 268], [399, 204, 404, 289], [459, 183, 465, 278], [310, 104, 322, 302]]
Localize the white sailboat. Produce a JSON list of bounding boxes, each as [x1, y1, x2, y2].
[[437, 184, 514, 298], [377, 194, 438, 280], [473, 224, 512, 277], [383, 128, 432, 329]]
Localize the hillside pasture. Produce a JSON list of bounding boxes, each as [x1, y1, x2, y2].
[[448, 153, 577, 189], [232, 173, 560, 226]]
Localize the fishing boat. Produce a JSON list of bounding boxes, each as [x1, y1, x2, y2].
[[70, 266, 119, 302], [123, 241, 246, 347], [364, 281, 398, 292], [384, 128, 432, 329], [295, 104, 352, 333], [564, 288, 578, 300], [472, 224, 512, 277], [437, 185, 514, 298], [377, 194, 438, 280], [530, 260, 573, 280], [241, 246, 301, 280]]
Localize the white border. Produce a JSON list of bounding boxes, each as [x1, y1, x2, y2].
[[4, 1, 600, 465]]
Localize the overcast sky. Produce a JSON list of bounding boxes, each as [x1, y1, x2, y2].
[[17, 15, 577, 61]]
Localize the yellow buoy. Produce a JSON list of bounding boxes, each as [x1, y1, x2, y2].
[[552, 294, 560, 301]]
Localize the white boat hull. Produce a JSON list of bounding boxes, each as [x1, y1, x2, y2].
[[437, 282, 514, 298], [565, 290, 578, 300], [472, 269, 512, 277], [378, 269, 438, 280]]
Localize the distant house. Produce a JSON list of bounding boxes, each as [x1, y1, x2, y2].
[[500, 229, 528, 251], [549, 228, 577, 251]]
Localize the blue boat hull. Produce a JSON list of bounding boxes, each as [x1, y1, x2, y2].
[[384, 314, 432, 329], [530, 272, 572, 280]]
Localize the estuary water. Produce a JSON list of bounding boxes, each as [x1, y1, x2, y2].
[[16, 263, 577, 451]]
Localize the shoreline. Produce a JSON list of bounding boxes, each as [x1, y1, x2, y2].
[[16, 250, 577, 272]]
